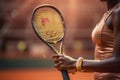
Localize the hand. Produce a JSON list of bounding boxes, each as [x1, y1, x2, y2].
[[52, 54, 77, 73]]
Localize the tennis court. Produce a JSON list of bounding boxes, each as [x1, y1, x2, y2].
[[0, 69, 94, 80]]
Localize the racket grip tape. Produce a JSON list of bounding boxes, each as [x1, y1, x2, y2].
[[61, 70, 70, 80]]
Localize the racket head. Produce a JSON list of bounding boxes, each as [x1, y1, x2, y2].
[[31, 4, 65, 44]]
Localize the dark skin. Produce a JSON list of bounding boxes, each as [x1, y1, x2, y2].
[[52, 0, 120, 73]]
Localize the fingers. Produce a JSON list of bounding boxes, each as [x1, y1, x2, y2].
[[52, 54, 77, 73], [54, 61, 62, 69], [56, 64, 66, 71], [52, 54, 62, 59], [52, 54, 64, 63], [52, 54, 65, 70]]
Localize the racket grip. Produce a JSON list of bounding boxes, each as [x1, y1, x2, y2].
[[61, 70, 70, 80]]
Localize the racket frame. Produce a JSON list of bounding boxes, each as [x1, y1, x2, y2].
[[31, 4, 65, 44], [31, 4, 70, 80]]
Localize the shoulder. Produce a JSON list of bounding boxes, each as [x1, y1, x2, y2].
[[111, 4, 120, 23], [111, 4, 120, 32], [113, 4, 120, 15]]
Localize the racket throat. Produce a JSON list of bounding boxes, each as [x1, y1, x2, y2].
[[47, 42, 63, 55]]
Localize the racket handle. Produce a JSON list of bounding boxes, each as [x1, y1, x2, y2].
[[61, 70, 70, 80]]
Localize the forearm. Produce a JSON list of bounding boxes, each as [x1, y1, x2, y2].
[[82, 56, 120, 73]]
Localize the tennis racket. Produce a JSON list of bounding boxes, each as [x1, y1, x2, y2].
[[31, 4, 70, 80]]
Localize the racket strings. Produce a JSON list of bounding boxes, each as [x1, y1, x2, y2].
[[33, 7, 64, 44]]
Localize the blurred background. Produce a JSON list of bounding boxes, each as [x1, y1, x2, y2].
[[0, 0, 107, 80]]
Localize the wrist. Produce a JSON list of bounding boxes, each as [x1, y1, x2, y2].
[[76, 57, 84, 71]]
